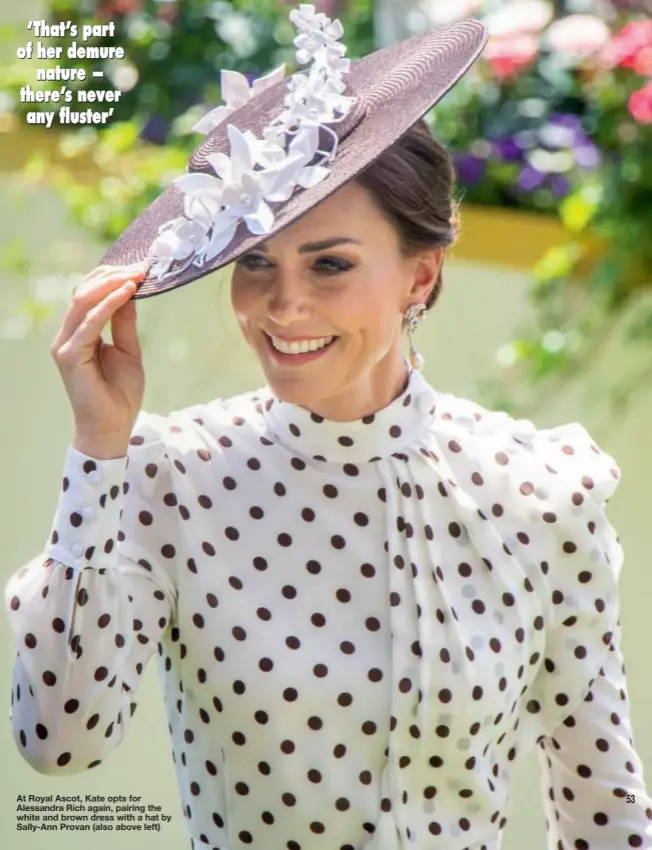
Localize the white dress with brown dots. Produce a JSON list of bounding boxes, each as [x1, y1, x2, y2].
[[5, 367, 652, 850]]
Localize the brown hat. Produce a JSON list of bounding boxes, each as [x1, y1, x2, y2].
[[99, 4, 487, 300]]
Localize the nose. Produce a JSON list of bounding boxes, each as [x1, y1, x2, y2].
[[265, 275, 311, 326]]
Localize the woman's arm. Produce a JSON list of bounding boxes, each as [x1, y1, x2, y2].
[[4, 418, 178, 775], [537, 625, 652, 849]]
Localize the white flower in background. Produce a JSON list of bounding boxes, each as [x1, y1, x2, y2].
[[484, 0, 553, 37], [545, 15, 610, 59], [193, 65, 286, 135], [419, 0, 484, 26], [150, 3, 354, 281]]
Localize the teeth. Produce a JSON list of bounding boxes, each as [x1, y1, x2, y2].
[[270, 335, 334, 355]]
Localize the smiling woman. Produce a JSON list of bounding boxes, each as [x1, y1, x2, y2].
[[227, 117, 457, 421], [229, 122, 453, 421]]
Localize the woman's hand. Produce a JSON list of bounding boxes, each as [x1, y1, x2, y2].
[[50, 262, 149, 459]]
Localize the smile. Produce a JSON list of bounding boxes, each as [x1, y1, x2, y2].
[[264, 333, 338, 365], [269, 335, 335, 354]]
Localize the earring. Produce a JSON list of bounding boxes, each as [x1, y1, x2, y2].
[[404, 303, 426, 371]]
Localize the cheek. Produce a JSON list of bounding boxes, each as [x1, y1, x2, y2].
[[230, 276, 258, 322]]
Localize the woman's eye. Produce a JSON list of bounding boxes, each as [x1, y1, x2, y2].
[[315, 257, 353, 274], [237, 255, 269, 269], [236, 255, 352, 274]]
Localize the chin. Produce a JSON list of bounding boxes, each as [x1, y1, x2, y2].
[[264, 372, 333, 407]]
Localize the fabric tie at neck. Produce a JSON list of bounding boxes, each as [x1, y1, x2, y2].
[[259, 363, 440, 464]]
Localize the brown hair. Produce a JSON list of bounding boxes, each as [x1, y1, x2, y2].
[[355, 117, 459, 310]]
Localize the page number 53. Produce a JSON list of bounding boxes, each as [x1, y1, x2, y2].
[[627, 794, 636, 803]]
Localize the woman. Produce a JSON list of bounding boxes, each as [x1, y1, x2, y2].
[[4, 6, 652, 850]]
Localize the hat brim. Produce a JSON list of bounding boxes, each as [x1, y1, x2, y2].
[[98, 20, 488, 299]]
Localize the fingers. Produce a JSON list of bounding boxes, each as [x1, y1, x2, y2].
[[79, 261, 148, 289], [54, 262, 148, 351], [110, 290, 141, 359], [53, 281, 138, 368]]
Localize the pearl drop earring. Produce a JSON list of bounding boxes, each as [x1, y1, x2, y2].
[[404, 303, 427, 370]]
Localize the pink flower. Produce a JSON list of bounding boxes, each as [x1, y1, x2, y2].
[[546, 15, 610, 58], [634, 46, 652, 77], [601, 20, 652, 70], [485, 34, 540, 79], [628, 82, 652, 124]]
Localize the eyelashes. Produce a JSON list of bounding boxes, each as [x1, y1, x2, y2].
[[236, 255, 354, 275]]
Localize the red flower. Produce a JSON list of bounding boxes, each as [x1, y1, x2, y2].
[[485, 34, 539, 80], [96, 0, 142, 17], [601, 20, 652, 70], [628, 82, 652, 124]]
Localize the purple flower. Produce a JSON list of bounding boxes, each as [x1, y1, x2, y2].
[[454, 154, 487, 185], [574, 143, 601, 169], [549, 112, 583, 132], [517, 165, 546, 191], [493, 137, 524, 162], [140, 113, 169, 145], [550, 175, 572, 198]]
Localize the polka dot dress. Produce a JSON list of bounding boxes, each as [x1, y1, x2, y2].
[[5, 367, 652, 850]]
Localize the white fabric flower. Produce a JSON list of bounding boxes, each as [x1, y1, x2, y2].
[[294, 18, 345, 65], [192, 64, 286, 135], [149, 217, 212, 277], [149, 2, 356, 282], [288, 4, 329, 33]]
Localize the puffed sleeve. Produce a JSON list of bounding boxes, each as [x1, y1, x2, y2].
[[3, 411, 179, 775], [513, 420, 652, 846]]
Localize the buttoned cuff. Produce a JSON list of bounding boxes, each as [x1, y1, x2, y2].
[[45, 447, 129, 570]]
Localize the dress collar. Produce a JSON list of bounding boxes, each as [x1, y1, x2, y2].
[[259, 363, 439, 463]]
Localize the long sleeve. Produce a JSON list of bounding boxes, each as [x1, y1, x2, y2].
[[3, 412, 179, 775], [510, 420, 652, 846], [537, 624, 652, 848]]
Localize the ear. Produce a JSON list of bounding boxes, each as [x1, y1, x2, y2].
[[405, 247, 444, 307]]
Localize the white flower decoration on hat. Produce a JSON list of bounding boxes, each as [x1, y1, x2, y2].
[[148, 3, 356, 282], [191, 65, 287, 136]]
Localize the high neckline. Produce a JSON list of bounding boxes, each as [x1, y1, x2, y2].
[[258, 364, 439, 463]]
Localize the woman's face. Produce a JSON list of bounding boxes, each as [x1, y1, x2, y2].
[[230, 181, 442, 420]]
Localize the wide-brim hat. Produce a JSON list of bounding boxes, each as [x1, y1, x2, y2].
[[99, 8, 488, 300]]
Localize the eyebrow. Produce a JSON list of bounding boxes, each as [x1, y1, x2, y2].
[[256, 237, 362, 254]]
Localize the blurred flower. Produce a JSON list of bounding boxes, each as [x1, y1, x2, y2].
[[633, 46, 652, 76], [485, 33, 539, 79], [419, 0, 484, 25], [550, 175, 571, 197], [484, 0, 553, 37], [601, 20, 652, 70], [546, 15, 610, 59], [155, 2, 179, 25], [573, 143, 601, 169], [97, 0, 142, 16], [140, 114, 170, 144], [454, 154, 486, 184], [517, 164, 546, 191], [493, 136, 525, 161], [108, 63, 139, 92], [628, 82, 652, 124]]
